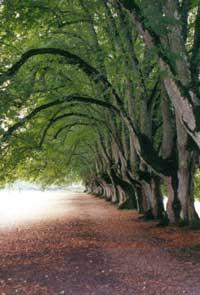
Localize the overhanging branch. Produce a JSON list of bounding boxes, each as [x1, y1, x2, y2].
[[1, 94, 120, 144], [39, 111, 106, 146]]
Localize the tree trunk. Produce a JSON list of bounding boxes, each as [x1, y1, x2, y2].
[[121, 1, 200, 148], [135, 186, 145, 214], [176, 117, 199, 224], [160, 85, 181, 223], [151, 176, 165, 220], [165, 176, 181, 224], [139, 180, 155, 220]]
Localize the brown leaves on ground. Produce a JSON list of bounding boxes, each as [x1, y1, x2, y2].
[[0, 193, 199, 295]]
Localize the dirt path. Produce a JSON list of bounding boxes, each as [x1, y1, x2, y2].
[[0, 193, 199, 295]]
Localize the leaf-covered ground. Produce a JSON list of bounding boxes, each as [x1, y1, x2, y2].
[[0, 193, 200, 295]]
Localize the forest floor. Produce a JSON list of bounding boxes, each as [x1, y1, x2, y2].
[[0, 193, 200, 295]]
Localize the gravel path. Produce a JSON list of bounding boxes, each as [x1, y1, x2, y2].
[[0, 193, 199, 295]]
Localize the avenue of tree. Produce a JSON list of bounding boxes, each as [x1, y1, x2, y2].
[[0, 0, 200, 226]]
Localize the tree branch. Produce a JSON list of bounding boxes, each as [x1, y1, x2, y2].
[[0, 46, 175, 176], [0, 48, 99, 83], [54, 122, 91, 139], [1, 94, 120, 144], [191, 4, 200, 93], [39, 112, 105, 147]]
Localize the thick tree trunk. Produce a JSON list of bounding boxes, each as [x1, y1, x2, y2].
[[140, 176, 165, 220], [110, 167, 137, 210], [117, 181, 137, 210], [160, 85, 181, 223], [151, 176, 165, 220], [135, 186, 145, 214], [138, 178, 156, 220], [107, 170, 119, 203], [165, 176, 181, 224], [121, 1, 200, 148], [178, 165, 199, 223], [176, 117, 199, 224]]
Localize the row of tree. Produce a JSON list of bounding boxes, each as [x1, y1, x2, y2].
[[0, 0, 200, 225]]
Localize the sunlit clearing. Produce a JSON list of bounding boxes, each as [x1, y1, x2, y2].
[[195, 201, 200, 217], [0, 183, 84, 228]]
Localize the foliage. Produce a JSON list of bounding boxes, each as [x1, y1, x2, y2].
[[194, 170, 200, 201]]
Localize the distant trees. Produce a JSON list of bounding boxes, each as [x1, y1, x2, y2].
[[0, 0, 199, 226]]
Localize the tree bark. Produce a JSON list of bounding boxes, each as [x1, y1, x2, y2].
[[121, 1, 200, 149], [160, 85, 181, 223], [176, 117, 199, 223]]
